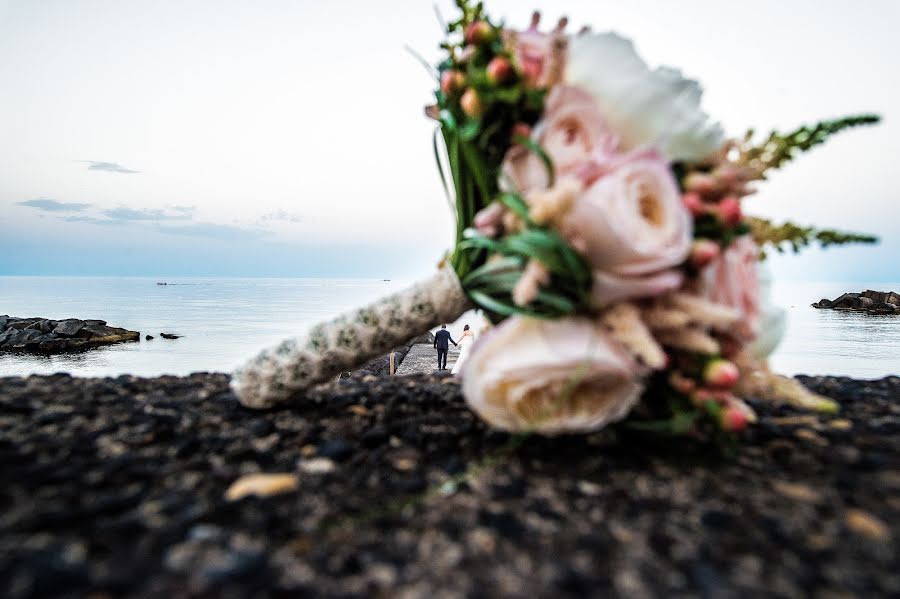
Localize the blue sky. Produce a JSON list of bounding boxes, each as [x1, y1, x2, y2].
[[1, 0, 898, 281]]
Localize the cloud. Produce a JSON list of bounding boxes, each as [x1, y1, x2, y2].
[[261, 209, 303, 223], [60, 215, 125, 226], [78, 160, 140, 174], [102, 206, 193, 221], [18, 198, 92, 212], [155, 222, 269, 241], [170, 205, 196, 216]]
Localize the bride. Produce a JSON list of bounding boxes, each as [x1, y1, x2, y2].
[[451, 324, 475, 375]]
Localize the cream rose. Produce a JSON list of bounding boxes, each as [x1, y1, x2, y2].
[[461, 316, 645, 434], [562, 149, 692, 305], [503, 85, 618, 194], [565, 32, 724, 162], [697, 235, 761, 342]]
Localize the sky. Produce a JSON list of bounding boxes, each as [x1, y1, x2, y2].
[[1, 0, 898, 281]]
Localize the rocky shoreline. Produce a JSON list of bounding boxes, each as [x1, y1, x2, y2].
[[813, 290, 900, 315], [0, 372, 897, 597], [0, 316, 140, 355]]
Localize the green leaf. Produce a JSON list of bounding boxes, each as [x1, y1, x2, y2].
[[460, 119, 481, 141]]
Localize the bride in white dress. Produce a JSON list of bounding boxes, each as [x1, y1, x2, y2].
[[451, 324, 474, 375]]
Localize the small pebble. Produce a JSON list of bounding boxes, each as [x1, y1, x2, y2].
[[224, 473, 299, 501], [298, 458, 336, 474], [844, 509, 890, 541], [772, 481, 821, 503], [795, 429, 829, 446], [829, 419, 853, 430]]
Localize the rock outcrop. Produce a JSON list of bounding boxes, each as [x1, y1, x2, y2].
[[0, 316, 140, 354], [812, 290, 900, 315]]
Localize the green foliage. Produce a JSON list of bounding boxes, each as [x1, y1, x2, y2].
[[749, 217, 878, 258], [459, 223, 594, 320], [740, 114, 880, 177]]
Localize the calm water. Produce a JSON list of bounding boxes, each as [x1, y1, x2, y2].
[[1, 277, 898, 379]]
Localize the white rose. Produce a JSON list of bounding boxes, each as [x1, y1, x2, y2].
[[749, 262, 786, 358], [461, 316, 645, 434], [565, 32, 724, 162]]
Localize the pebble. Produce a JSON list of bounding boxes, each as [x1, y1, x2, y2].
[[298, 458, 336, 474], [844, 509, 890, 541], [794, 428, 830, 446], [224, 473, 299, 501], [772, 481, 821, 503]]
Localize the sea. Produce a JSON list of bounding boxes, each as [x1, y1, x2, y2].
[[1, 277, 898, 380]]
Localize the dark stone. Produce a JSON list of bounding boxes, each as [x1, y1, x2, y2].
[[316, 438, 355, 461], [53, 319, 86, 337], [10, 329, 42, 348], [160, 333, 181, 340], [814, 290, 899, 314], [83, 324, 116, 338], [39, 339, 70, 353], [1, 315, 138, 354], [146, 334, 155, 340]]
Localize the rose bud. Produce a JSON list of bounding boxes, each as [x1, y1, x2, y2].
[[692, 387, 731, 407], [681, 192, 706, 217], [719, 405, 749, 433], [440, 70, 466, 96], [511, 122, 532, 141], [460, 88, 484, 118], [703, 358, 740, 389], [486, 56, 513, 84], [713, 165, 740, 187], [717, 196, 743, 227], [683, 172, 717, 195], [464, 20, 493, 45], [690, 239, 720, 268], [668, 371, 696, 395]]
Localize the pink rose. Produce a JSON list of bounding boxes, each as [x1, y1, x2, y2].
[[505, 12, 566, 89], [697, 235, 760, 341], [503, 85, 618, 194], [562, 149, 692, 305], [461, 316, 645, 434]]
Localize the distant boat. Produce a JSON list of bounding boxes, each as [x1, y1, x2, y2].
[[383, 279, 390, 282], [157, 282, 167, 285]]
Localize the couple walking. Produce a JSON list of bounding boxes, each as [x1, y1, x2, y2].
[[433, 324, 474, 375]]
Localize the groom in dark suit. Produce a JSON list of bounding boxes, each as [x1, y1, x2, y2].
[[433, 325, 457, 370]]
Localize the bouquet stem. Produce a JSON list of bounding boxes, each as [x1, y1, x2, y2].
[[232, 265, 471, 408]]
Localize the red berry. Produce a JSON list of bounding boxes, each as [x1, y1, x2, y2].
[[511, 123, 532, 141], [690, 239, 720, 268], [717, 196, 743, 227], [720, 405, 749, 432], [440, 70, 466, 96], [486, 56, 513, 84], [703, 359, 740, 389], [464, 21, 493, 45], [460, 88, 484, 118], [682, 192, 706, 217]]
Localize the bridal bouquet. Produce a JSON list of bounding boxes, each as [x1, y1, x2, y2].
[[233, 1, 878, 438]]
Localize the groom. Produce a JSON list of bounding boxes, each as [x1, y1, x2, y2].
[[433, 324, 457, 371]]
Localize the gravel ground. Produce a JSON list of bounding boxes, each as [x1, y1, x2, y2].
[[0, 373, 897, 598]]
